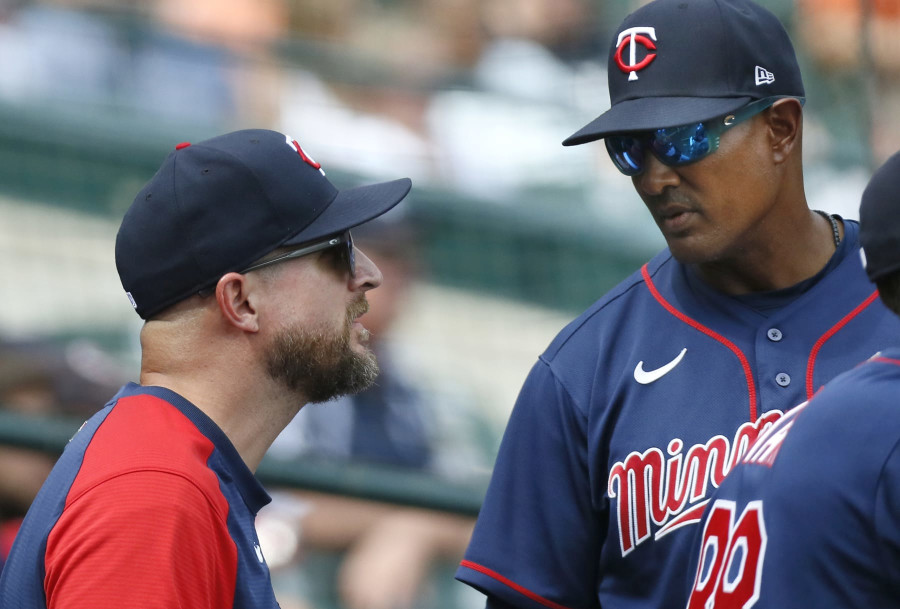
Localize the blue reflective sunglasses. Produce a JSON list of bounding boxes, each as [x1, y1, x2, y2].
[[605, 96, 805, 176]]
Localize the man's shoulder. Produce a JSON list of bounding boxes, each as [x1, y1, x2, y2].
[[810, 351, 900, 419], [70, 391, 223, 500]]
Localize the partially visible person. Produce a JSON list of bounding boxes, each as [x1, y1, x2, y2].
[[796, 0, 900, 165], [685, 149, 900, 608], [0, 128, 411, 608], [0, 339, 124, 573], [0, 0, 288, 128], [455, 1, 900, 608], [265, 492, 477, 609], [424, 0, 610, 201], [141, 0, 289, 126]]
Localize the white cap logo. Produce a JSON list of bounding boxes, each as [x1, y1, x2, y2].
[[755, 66, 775, 86], [614, 27, 658, 81]]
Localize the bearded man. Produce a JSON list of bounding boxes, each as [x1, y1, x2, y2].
[[0, 129, 411, 608]]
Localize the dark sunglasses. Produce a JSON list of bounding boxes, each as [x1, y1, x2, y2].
[[240, 230, 355, 277], [605, 96, 805, 176]]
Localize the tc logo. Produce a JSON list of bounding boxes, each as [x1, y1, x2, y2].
[[285, 134, 326, 175], [614, 27, 657, 81]]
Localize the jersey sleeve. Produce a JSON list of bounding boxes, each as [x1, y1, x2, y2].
[[874, 438, 900, 590], [456, 358, 600, 609], [44, 470, 238, 608]]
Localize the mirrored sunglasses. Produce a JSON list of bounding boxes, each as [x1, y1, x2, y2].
[[605, 96, 805, 177]]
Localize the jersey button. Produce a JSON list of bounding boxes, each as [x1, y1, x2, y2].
[[775, 373, 791, 387], [767, 328, 783, 342]]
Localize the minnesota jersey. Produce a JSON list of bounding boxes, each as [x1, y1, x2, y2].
[[456, 220, 900, 609], [686, 349, 900, 607], [0, 383, 279, 608]]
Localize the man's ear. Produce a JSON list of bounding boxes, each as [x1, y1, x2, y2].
[[215, 272, 260, 332], [767, 98, 803, 164]]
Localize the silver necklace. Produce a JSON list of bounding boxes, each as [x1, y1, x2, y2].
[[813, 209, 841, 247]]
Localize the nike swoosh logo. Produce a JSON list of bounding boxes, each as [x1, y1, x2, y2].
[[634, 348, 687, 384]]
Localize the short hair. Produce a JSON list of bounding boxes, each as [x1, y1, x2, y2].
[[875, 269, 900, 317]]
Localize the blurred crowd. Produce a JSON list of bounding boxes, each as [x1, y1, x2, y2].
[[0, 0, 893, 222], [0, 0, 614, 206], [0, 0, 898, 608]]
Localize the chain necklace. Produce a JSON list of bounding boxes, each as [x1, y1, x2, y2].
[[813, 209, 841, 248]]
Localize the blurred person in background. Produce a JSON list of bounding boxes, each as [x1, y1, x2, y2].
[[271, 218, 460, 470], [455, 1, 900, 608], [0, 339, 124, 573], [276, 0, 470, 185], [278, 0, 614, 204], [0, 129, 411, 608], [0, 0, 287, 129], [140, 0, 288, 126], [425, 0, 612, 201], [796, 0, 900, 166], [264, 217, 494, 609]]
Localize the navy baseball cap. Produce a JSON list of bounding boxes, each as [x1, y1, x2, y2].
[[116, 129, 412, 319], [563, 0, 805, 145], [859, 151, 900, 282]]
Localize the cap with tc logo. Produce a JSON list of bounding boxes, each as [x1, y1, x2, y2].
[[115, 129, 411, 319], [563, 0, 805, 145]]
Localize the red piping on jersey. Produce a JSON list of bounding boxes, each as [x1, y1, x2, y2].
[[641, 264, 758, 422], [805, 290, 879, 399], [873, 356, 900, 367], [459, 560, 575, 609]]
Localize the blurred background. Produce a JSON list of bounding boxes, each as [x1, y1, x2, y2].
[[0, 0, 897, 607]]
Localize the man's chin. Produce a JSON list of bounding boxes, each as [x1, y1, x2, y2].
[[266, 323, 379, 403]]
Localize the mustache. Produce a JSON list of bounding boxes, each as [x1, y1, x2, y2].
[[347, 297, 369, 322], [646, 191, 698, 217], [648, 191, 695, 207]]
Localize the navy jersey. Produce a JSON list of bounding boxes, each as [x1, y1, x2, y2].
[[686, 349, 900, 608], [456, 220, 900, 609], [0, 383, 279, 608]]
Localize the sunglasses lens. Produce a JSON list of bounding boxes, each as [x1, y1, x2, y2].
[[606, 136, 646, 176], [650, 123, 711, 166], [346, 231, 356, 277]]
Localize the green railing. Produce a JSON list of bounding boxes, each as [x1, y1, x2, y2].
[[0, 409, 488, 516]]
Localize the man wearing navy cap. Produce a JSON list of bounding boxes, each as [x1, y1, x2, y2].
[[0, 129, 411, 608], [456, 1, 900, 608]]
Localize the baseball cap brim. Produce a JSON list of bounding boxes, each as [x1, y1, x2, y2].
[[562, 96, 753, 146], [282, 177, 412, 246]]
